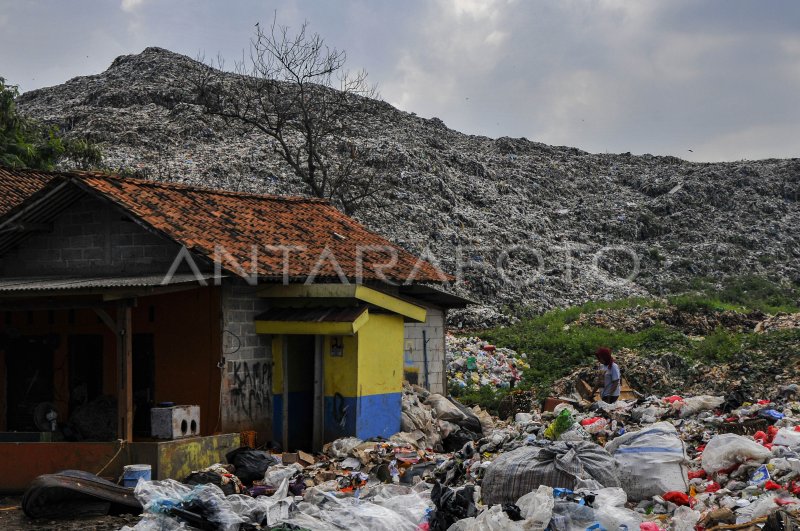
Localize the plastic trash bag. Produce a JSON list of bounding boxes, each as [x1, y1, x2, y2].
[[132, 479, 244, 531], [225, 448, 278, 486], [702, 434, 773, 474], [550, 500, 598, 531], [679, 396, 724, 417], [282, 490, 429, 531], [594, 487, 627, 508], [671, 506, 701, 531], [326, 437, 363, 458], [516, 485, 554, 530], [264, 463, 304, 487], [593, 501, 642, 531], [773, 428, 800, 448], [482, 441, 620, 505], [605, 422, 688, 501], [544, 410, 574, 440], [449, 505, 528, 531]]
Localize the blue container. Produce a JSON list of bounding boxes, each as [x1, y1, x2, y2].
[[122, 464, 151, 487]]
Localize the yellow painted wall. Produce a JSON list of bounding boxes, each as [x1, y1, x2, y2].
[[323, 334, 358, 397], [271, 313, 404, 399], [356, 313, 404, 396]]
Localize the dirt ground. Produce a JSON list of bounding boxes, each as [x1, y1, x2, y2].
[[0, 497, 140, 530]]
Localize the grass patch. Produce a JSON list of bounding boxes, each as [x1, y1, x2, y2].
[[667, 276, 800, 314], [452, 276, 799, 411]]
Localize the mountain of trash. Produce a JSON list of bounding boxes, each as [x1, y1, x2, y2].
[[27, 381, 800, 531], [16, 47, 800, 326]]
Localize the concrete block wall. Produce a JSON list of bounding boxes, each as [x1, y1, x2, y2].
[[403, 305, 447, 394], [1, 194, 182, 276], [219, 281, 273, 439]]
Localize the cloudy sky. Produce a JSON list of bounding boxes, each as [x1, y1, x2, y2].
[[1, 0, 798, 162]]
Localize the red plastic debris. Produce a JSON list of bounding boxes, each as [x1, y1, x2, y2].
[[663, 491, 691, 506], [754, 431, 768, 444], [640, 523, 662, 531], [768, 425, 780, 443], [688, 470, 707, 480], [580, 417, 604, 426], [704, 481, 721, 493], [758, 399, 771, 405], [664, 396, 684, 404], [764, 480, 783, 491]]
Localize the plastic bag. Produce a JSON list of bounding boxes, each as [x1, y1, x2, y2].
[[282, 489, 429, 531], [132, 479, 245, 531], [482, 441, 619, 505], [594, 502, 642, 531], [702, 434, 773, 474], [516, 485, 554, 530], [772, 428, 800, 447], [264, 463, 303, 486], [605, 422, 688, 501], [326, 437, 363, 458], [544, 410, 574, 440], [671, 506, 701, 531], [225, 448, 278, 485], [594, 487, 627, 508], [679, 396, 724, 417], [449, 505, 527, 531]]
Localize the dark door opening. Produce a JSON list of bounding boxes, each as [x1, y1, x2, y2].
[[5, 335, 56, 431], [67, 335, 104, 414], [132, 333, 155, 437], [285, 335, 315, 450]]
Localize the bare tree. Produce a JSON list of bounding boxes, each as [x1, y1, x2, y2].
[[193, 18, 384, 214]]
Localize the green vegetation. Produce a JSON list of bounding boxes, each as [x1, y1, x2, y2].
[[1, 77, 102, 170], [666, 275, 800, 315], [452, 276, 800, 412]]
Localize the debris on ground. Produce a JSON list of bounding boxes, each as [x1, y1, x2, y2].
[[21, 374, 800, 530], [755, 312, 800, 333], [446, 335, 529, 391]]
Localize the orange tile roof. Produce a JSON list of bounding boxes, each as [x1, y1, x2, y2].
[[0, 168, 451, 283], [0, 167, 56, 217]]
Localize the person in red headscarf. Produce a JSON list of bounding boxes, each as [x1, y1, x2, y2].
[[594, 347, 620, 404]]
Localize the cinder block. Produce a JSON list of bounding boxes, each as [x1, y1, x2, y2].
[[151, 405, 201, 439]]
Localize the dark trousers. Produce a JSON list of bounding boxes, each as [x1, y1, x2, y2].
[[602, 395, 619, 404]]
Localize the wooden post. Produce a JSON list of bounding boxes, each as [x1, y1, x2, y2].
[[117, 303, 133, 442], [282, 335, 289, 452], [312, 335, 324, 452]]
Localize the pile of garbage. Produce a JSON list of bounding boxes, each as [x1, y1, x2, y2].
[[755, 312, 800, 333], [446, 335, 529, 390], [24, 381, 800, 531], [571, 305, 765, 336]]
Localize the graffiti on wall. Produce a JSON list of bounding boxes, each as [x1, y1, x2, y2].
[[229, 360, 271, 418]]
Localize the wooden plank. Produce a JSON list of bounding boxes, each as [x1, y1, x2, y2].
[[312, 335, 324, 452], [282, 336, 289, 452], [117, 303, 134, 442]]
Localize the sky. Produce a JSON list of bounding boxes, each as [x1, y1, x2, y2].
[[1, 0, 799, 162]]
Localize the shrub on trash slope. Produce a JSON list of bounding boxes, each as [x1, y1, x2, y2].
[[457, 277, 800, 411]]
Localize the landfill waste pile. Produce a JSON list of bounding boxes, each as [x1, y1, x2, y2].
[[17, 47, 800, 326], [755, 313, 800, 334], [571, 305, 766, 336], [446, 334, 529, 391], [20, 378, 800, 531]]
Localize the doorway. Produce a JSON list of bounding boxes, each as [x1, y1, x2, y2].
[[5, 336, 56, 431]]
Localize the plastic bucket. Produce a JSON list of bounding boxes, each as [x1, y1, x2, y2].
[[122, 464, 151, 487]]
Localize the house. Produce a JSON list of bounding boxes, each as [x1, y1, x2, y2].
[[0, 168, 469, 491]]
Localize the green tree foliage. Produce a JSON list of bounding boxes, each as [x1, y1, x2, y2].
[[0, 77, 102, 170]]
